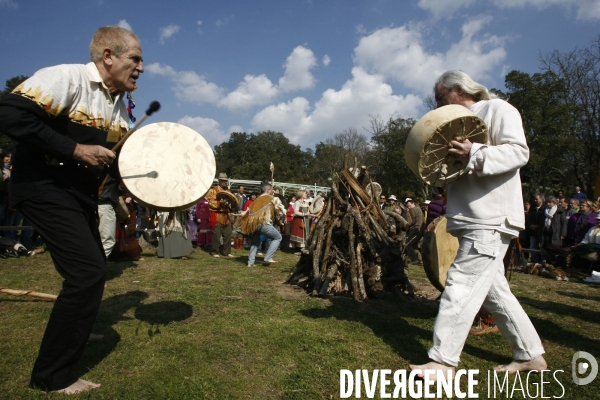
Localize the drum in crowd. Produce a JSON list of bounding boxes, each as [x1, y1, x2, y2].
[[366, 182, 382, 201], [308, 195, 325, 215], [216, 191, 239, 213], [118, 122, 216, 211], [421, 216, 459, 292], [405, 104, 488, 187]]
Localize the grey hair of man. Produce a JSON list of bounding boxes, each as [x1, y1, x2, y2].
[[546, 195, 557, 204], [89, 26, 140, 62], [435, 70, 497, 102], [534, 193, 545, 203], [261, 182, 272, 194], [569, 198, 580, 206]]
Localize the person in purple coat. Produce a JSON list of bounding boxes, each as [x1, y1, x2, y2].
[[425, 191, 446, 227]]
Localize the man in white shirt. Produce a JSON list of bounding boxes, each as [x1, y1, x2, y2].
[[0, 26, 143, 394], [410, 70, 546, 378]]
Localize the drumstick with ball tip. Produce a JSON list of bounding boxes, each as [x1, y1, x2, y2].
[[111, 101, 161, 152]]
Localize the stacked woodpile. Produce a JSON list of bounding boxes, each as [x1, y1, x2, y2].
[[286, 167, 415, 300]]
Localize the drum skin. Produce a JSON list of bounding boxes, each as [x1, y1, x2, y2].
[[118, 122, 216, 211], [405, 105, 488, 187], [421, 216, 459, 292]]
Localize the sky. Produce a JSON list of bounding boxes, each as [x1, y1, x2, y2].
[[0, 0, 599, 150]]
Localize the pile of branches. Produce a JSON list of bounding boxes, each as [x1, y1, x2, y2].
[[286, 167, 415, 300]]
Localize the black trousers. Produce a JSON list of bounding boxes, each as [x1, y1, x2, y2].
[[21, 201, 106, 391]]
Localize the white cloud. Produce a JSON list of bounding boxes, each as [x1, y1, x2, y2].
[[418, 0, 600, 21], [146, 62, 225, 104], [117, 19, 132, 31], [0, 0, 18, 8], [177, 116, 229, 147], [356, 24, 367, 35], [197, 20, 203, 34], [496, 0, 600, 21], [251, 67, 420, 145], [159, 24, 180, 44], [322, 55, 331, 67], [219, 74, 279, 111], [278, 46, 318, 92], [216, 15, 235, 28], [353, 19, 506, 95]]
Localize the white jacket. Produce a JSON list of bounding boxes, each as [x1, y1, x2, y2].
[[446, 99, 529, 231]]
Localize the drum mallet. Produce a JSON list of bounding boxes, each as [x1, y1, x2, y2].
[[111, 101, 161, 152]]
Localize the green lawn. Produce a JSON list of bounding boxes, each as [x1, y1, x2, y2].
[[1, 245, 599, 399]]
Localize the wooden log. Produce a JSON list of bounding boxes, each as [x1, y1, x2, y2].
[[348, 205, 379, 257], [347, 217, 362, 301], [0, 287, 57, 301], [383, 210, 410, 231], [319, 262, 339, 297], [355, 242, 367, 300]]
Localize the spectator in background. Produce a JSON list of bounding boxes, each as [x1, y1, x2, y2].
[[425, 190, 446, 227], [520, 201, 531, 259], [284, 194, 296, 235], [0, 150, 11, 220], [379, 195, 387, 209], [235, 185, 247, 212], [243, 192, 257, 211], [384, 195, 398, 211], [541, 196, 566, 263], [528, 193, 546, 263], [405, 198, 423, 265], [566, 200, 595, 245], [196, 197, 212, 247], [562, 198, 577, 220], [571, 186, 587, 202]]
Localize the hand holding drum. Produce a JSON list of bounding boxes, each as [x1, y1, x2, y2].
[[404, 105, 488, 186]]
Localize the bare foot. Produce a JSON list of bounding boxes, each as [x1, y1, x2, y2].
[[409, 361, 455, 382], [494, 355, 547, 373], [56, 379, 101, 394]]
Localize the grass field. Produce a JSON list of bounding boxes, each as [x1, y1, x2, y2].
[[1, 245, 599, 399]]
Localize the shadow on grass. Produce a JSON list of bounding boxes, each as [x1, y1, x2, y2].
[[105, 260, 138, 281], [517, 296, 600, 354], [556, 291, 600, 302], [134, 300, 194, 336], [299, 296, 509, 366], [76, 290, 148, 376]]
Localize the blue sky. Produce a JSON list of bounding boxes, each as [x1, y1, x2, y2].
[[1, 0, 598, 149]]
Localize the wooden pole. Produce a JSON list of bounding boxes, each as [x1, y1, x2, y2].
[[0, 287, 57, 301]]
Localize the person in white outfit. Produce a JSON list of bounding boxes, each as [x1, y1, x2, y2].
[[410, 70, 547, 379]]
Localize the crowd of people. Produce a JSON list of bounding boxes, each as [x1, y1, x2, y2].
[[522, 187, 600, 267]]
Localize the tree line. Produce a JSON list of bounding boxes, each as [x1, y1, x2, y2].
[[2, 34, 599, 200]]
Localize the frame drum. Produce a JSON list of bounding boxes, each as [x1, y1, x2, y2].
[[118, 122, 216, 211], [421, 216, 459, 292], [405, 105, 488, 186]]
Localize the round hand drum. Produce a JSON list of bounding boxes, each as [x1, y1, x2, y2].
[[118, 122, 216, 211], [405, 105, 488, 187]]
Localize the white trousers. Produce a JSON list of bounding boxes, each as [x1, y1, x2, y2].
[[98, 204, 117, 258], [428, 229, 545, 366]]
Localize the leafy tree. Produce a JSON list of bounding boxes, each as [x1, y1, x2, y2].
[[214, 131, 314, 184], [502, 70, 575, 196], [537, 35, 600, 196], [309, 128, 370, 183], [366, 115, 429, 199]]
